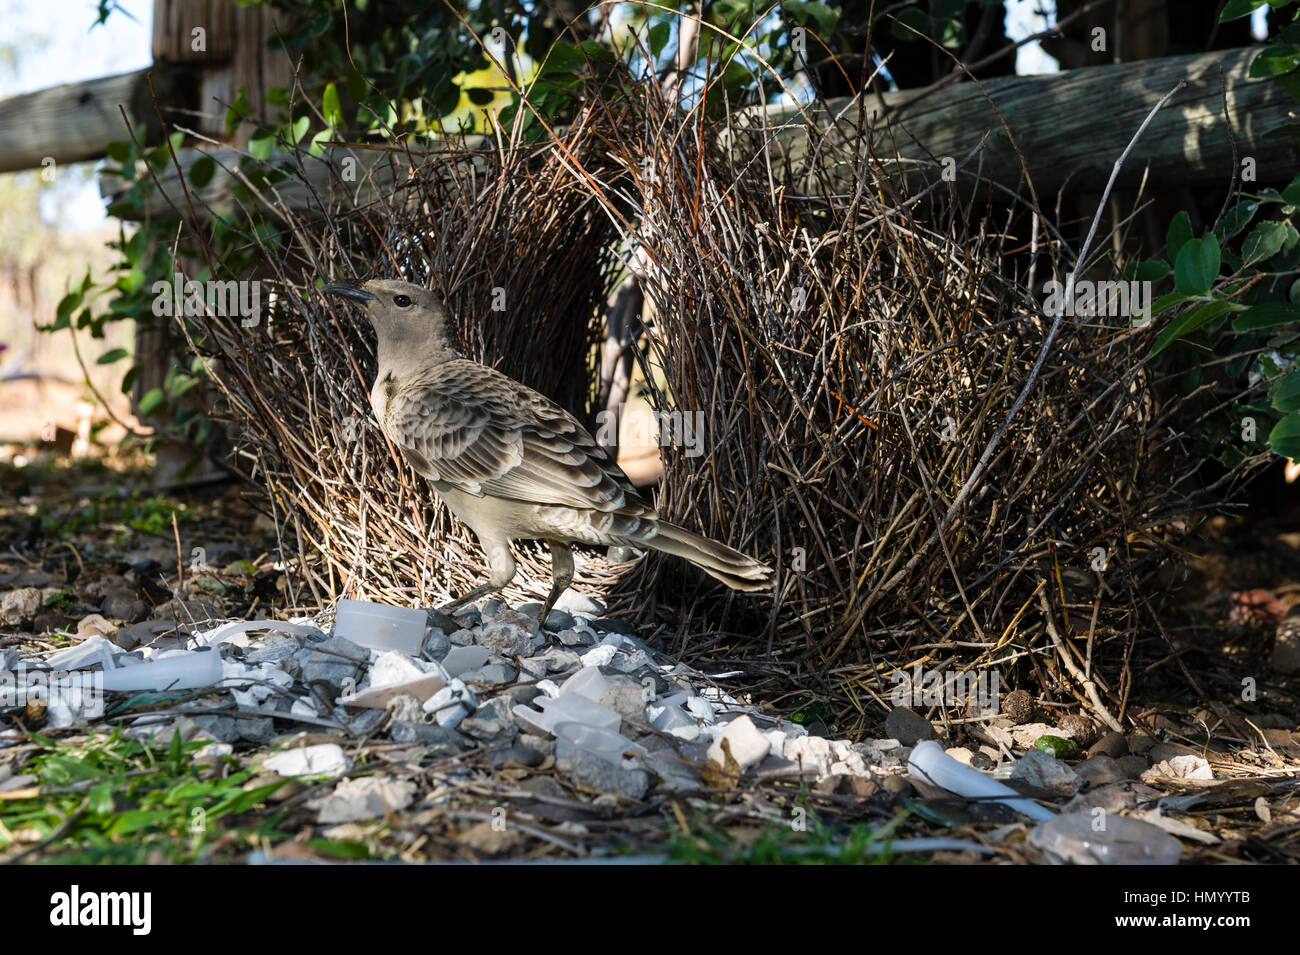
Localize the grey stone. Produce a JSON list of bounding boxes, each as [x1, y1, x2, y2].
[[100, 590, 149, 623], [460, 716, 513, 740], [475, 696, 515, 723], [190, 715, 239, 742], [1148, 742, 1197, 764], [298, 634, 366, 688], [476, 622, 534, 657], [885, 707, 935, 745], [246, 637, 301, 664], [349, 709, 386, 736], [557, 750, 649, 799], [480, 598, 507, 620], [491, 744, 546, 769], [517, 657, 548, 680], [1118, 758, 1149, 779], [389, 721, 465, 749], [554, 591, 605, 618], [449, 628, 477, 646], [1088, 731, 1128, 759], [543, 610, 576, 632], [0, 588, 42, 628], [1011, 749, 1080, 796], [556, 627, 595, 647], [543, 649, 581, 674], [236, 717, 275, 743], [520, 733, 555, 756], [508, 684, 543, 707], [463, 663, 515, 686], [1076, 754, 1126, 786], [589, 616, 633, 635], [425, 629, 451, 659]]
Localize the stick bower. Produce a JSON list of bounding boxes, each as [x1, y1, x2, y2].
[[190, 83, 1222, 730]]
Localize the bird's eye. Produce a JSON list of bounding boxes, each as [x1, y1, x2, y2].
[[393, 294, 412, 308]]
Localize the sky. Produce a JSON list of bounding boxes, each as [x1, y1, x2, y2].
[[0, 0, 152, 230]]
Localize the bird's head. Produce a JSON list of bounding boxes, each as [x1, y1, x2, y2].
[[322, 278, 457, 364]]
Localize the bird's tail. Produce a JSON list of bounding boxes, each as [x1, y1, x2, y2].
[[639, 521, 774, 592]]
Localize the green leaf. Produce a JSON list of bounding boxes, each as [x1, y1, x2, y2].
[[289, 115, 310, 145], [1134, 259, 1172, 282], [1233, 301, 1300, 331], [1151, 291, 1199, 316], [1220, 0, 1266, 21], [648, 20, 671, 58], [890, 7, 928, 42], [1152, 299, 1239, 355], [249, 127, 275, 161], [138, 387, 166, 416], [56, 291, 82, 325], [189, 154, 215, 189], [1251, 44, 1300, 79], [1243, 220, 1289, 265], [1216, 200, 1258, 241], [1173, 235, 1220, 294], [1273, 370, 1300, 412], [1269, 413, 1300, 458], [1166, 211, 1193, 262], [105, 140, 132, 164], [225, 86, 250, 135], [784, 0, 839, 34], [96, 348, 128, 365], [322, 82, 342, 127]]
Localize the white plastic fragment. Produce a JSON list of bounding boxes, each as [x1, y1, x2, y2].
[[264, 743, 350, 777], [684, 696, 716, 723], [908, 740, 1055, 821], [561, 666, 610, 701], [423, 678, 476, 727], [1029, 812, 1183, 864], [42, 637, 119, 671], [513, 693, 621, 736], [580, 645, 618, 668], [332, 599, 427, 654], [442, 645, 490, 678], [188, 618, 324, 651], [99, 648, 223, 692], [340, 652, 447, 708], [707, 715, 771, 771], [553, 722, 647, 764]]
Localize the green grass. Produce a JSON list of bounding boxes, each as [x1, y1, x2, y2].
[[665, 807, 918, 865], [0, 729, 288, 863], [35, 489, 190, 541]]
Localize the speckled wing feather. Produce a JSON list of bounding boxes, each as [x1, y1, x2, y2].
[[383, 359, 653, 514]]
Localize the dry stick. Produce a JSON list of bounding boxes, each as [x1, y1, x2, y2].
[[1039, 589, 1122, 732], [878, 79, 1187, 597]]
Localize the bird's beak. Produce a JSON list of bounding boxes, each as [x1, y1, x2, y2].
[[321, 281, 378, 304]]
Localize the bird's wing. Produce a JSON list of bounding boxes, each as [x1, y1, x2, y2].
[[384, 360, 653, 514]]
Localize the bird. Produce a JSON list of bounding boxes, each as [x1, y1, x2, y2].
[[321, 277, 773, 623]]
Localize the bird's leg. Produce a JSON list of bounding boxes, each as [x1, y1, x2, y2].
[[438, 582, 500, 614], [538, 541, 574, 625], [438, 535, 517, 615]]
